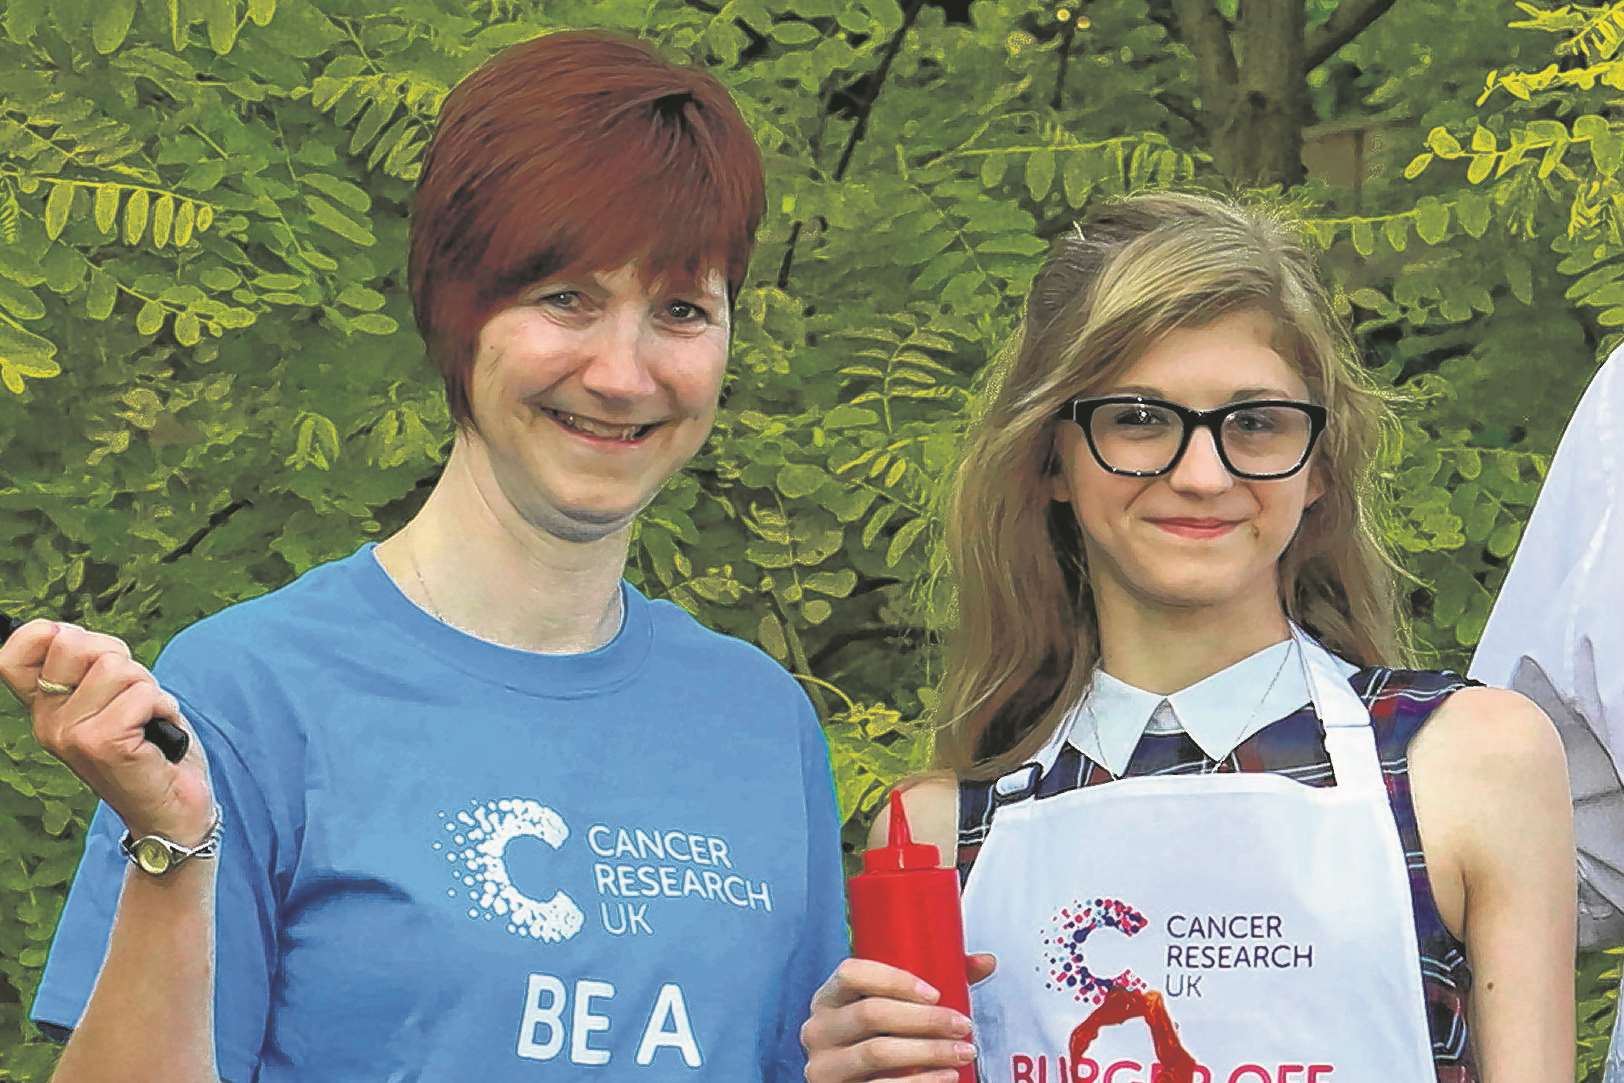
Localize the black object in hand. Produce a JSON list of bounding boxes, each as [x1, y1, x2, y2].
[[0, 610, 190, 764]]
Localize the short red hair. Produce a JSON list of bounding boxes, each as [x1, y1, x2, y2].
[[408, 30, 767, 425]]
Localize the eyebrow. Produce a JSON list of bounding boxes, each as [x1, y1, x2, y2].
[[1109, 384, 1299, 402], [535, 272, 728, 300]]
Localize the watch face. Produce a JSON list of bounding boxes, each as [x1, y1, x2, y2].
[[134, 837, 173, 875]]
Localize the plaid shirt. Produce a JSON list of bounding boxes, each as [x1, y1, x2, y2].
[[957, 667, 1476, 1082]]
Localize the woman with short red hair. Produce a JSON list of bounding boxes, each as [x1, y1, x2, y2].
[[6, 30, 845, 1083]]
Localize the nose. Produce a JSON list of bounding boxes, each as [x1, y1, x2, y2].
[[577, 308, 659, 403], [1167, 426, 1233, 495]]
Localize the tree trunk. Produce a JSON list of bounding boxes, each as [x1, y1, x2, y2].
[[1163, 0, 1399, 190], [1217, 0, 1307, 187]]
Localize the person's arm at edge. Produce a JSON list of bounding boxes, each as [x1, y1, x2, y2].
[[51, 858, 221, 1083], [767, 694, 848, 1082], [7, 621, 277, 1083], [1415, 685, 1575, 1082]]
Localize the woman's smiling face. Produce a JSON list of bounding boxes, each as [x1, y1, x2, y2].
[[459, 262, 731, 543], [1051, 308, 1325, 617]]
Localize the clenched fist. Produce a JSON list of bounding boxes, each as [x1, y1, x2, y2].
[[0, 620, 213, 844]]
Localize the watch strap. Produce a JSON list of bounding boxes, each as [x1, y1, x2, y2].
[[120, 805, 223, 876]]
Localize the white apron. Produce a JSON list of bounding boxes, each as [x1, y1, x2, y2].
[[961, 630, 1437, 1083]]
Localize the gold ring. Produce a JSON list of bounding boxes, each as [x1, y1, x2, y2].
[[35, 677, 75, 696]]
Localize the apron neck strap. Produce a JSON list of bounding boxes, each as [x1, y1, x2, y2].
[[1290, 624, 1384, 794]]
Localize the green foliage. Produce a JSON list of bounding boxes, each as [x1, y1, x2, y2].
[[0, 0, 1615, 1076]]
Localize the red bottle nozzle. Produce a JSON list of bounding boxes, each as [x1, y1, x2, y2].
[[863, 790, 942, 873]]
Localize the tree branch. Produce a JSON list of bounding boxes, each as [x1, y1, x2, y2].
[[810, 622, 925, 671], [1052, 22, 1076, 111], [1304, 0, 1400, 71], [160, 499, 254, 564], [1155, 90, 1202, 130], [778, 0, 928, 289]]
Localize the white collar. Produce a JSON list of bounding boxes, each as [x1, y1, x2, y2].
[[1037, 638, 1359, 777]]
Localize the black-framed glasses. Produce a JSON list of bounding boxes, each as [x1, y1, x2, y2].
[[1057, 396, 1328, 480]]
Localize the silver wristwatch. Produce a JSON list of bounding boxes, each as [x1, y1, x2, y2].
[[120, 805, 223, 877]]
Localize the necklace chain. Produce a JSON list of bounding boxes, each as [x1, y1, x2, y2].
[[1237, 639, 1294, 748], [407, 535, 624, 644]]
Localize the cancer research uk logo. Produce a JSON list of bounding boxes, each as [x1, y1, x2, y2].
[[431, 798, 779, 1071], [1013, 898, 1333, 1083], [432, 797, 775, 942]]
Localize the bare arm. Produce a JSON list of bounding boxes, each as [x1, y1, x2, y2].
[[1410, 686, 1575, 1083], [53, 862, 219, 1083], [0, 621, 221, 1083]]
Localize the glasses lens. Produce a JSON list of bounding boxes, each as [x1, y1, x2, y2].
[[1088, 401, 1185, 474], [1220, 405, 1314, 476]]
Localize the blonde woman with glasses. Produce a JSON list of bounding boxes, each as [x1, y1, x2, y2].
[[801, 192, 1574, 1083]]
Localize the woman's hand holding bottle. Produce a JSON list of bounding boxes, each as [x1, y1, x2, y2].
[[800, 954, 997, 1082]]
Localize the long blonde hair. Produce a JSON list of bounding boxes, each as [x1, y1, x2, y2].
[[933, 191, 1410, 780]]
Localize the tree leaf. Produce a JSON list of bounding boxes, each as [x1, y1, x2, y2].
[[44, 182, 73, 241], [303, 173, 370, 215], [348, 313, 397, 335], [757, 613, 788, 661], [135, 299, 164, 335], [770, 20, 819, 45], [1456, 191, 1491, 238], [1350, 219, 1375, 256], [350, 98, 397, 156], [304, 195, 374, 246], [0, 279, 45, 320], [1025, 149, 1055, 202], [91, 0, 136, 53], [1415, 202, 1450, 245], [174, 311, 202, 346], [123, 188, 149, 245], [151, 194, 175, 249], [1426, 126, 1462, 156], [979, 153, 1006, 189], [335, 284, 385, 311], [1062, 151, 1092, 208], [1383, 217, 1408, 252], [885, 516, 926, 567], [1504, 255, 1534, 305], [85, 267, 117, 320], [93, 185, 120, 234], [207, 0, 239, 54], [777, 463, 826, 499], [173, 200, 196, 247]]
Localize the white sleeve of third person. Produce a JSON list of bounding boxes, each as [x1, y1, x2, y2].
[[1471, 349, 1624, 950]]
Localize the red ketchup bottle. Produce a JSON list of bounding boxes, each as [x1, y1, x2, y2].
[[848, 790, 976, 1083]]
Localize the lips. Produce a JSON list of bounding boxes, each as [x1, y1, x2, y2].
[[539, 407, 658, 443], [1146, 517, 1240, 539]]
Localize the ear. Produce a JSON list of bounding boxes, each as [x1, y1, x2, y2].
[[1048, 451, 1073, 504], [1047, 427, 1075, 503], [1049, 472, 1072, 504], [1303, 461, 1326, 510]]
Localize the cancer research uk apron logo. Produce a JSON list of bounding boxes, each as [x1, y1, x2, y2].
[[1024, 898, 1329, 1083], [432, 797, 775, 942]]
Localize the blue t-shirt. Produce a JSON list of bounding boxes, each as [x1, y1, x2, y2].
[[32, 545, 847, 1081]]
